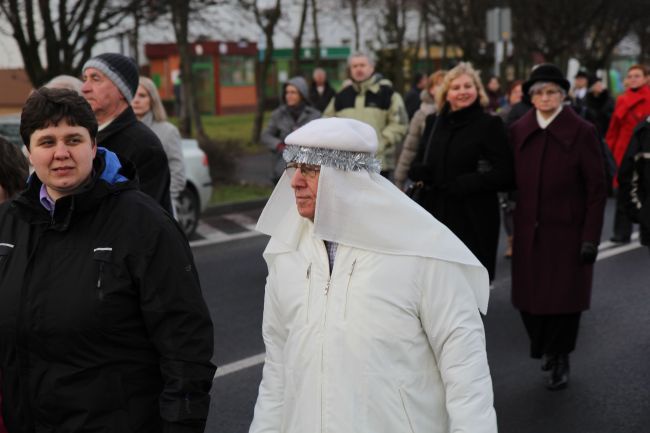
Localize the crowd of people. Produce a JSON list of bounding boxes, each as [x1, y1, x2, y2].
[[1, 49, 649, 431]]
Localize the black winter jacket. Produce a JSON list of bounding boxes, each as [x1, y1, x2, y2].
[[618, 118, 650, 246], [408, 102, 514, 280], [98, 106, 173, 214], [0, 150, 215, 432]]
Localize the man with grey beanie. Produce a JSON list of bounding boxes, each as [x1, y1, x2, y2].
[[82, 52, 172, 213]]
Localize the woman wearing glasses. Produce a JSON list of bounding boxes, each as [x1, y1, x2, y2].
[[509, 64, 607, 390]]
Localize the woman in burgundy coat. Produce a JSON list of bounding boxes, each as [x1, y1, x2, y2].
[[509, 64, 607, 391]]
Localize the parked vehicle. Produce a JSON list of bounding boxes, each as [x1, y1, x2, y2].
[[0, 114, 212, 238]]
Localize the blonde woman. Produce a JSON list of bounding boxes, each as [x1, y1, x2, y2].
[[132, 77, 186, 204], [394, 70, 446, 189], [408, 62, 514, 282]]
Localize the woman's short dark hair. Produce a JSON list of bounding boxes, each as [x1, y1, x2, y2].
[[0, 137, 29, 199], [20, 87, 98, 148]]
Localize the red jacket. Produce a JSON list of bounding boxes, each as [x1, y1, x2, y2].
[[605, 85, 650, 168]]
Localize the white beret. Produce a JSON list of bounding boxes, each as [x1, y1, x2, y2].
[[284, 118, 378, 154]]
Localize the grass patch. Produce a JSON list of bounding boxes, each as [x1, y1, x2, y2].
[[170, 112, 270, 155], [210, 183, 273, 205]]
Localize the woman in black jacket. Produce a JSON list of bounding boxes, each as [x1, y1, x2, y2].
[[409, 62, 514, 281], [0, 88, 215, 432]]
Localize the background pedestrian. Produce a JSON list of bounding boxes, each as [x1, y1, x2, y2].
[[82, 52, 173, 213], [408, 62, 514, 282], [509, 64, 607, 390], [323, 51, 408, 180], [404, 71, 428, 119], [261, 76, 321, 183], [308, 67, 335, 113], [132, 76, 186, 211], [605, 64, 650, 242]]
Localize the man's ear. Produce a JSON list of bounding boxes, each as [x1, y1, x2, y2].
[[91, 140, 98, 158]]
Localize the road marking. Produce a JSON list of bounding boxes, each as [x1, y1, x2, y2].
[[190, 230, 264, 248], [221, 213, 258, 231], [214, 353, 266, 379], [597, 232, 640, 251]]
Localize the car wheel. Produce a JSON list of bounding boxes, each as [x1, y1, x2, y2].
[[176, 186, 200, 238]]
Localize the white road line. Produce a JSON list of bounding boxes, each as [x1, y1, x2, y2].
[[598, 232, 640, 251], [214, 353, 266, 379], [597, 240, 643, 260], [221, 213, 258, 231], [190, 230, 264, 248]]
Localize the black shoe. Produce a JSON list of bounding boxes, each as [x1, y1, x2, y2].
[[546, 354, 570, 391], [541, 354, 555, 372], [610, 236, 631, 244]]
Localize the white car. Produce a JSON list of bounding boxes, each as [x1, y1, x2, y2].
[[0, 115, 212, 238], [177, 139, 213, 237]]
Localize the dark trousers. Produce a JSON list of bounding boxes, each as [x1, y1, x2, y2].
[[612, 190, 633, 240], [520, 312, 581, 358]]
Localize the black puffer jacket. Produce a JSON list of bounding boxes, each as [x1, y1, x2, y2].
[[0, 150, 215, 432], [98, 106, 173, 214]]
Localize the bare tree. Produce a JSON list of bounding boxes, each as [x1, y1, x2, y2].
[[382, 0, 408, 91], [347, 0, 361, 51], [240, 0, 282, 143], [426, 0, 493, 73], [310, 0, 321, 66], [0, 0, 144, 87], [291, 0, 309, 76], [168, 0, 212, 141]]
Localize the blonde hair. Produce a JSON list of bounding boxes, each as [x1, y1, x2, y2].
[[138, 76, 167, 122], [435, 62, 488, 112]]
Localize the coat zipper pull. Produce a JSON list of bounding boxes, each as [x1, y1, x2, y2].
[[324, 279, 330, 296], [306, 263, 312, 279]]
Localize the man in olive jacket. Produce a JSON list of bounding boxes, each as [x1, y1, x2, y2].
[[82, 52, 173, 214], [323, 52, 408, 178]]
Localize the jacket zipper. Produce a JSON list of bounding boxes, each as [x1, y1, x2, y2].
[[343, 259, 357, 319], [306, 263, 312, 322], [320, 241, 332, 433]]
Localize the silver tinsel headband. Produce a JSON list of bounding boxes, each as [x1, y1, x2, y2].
[[283, 145, 381, 173]]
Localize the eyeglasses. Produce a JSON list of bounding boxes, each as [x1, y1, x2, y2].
[[532, 89, 561, 98], [285, 162, 321, 178]]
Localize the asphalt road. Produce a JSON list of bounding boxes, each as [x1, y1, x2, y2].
[[195, 198, 650, 433]]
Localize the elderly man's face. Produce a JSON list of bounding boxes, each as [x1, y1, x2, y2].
[[288, 163, 320, 221], [349, 56, 374, 83], [28, 120, 96, 201], [81, 67, 127, 124]]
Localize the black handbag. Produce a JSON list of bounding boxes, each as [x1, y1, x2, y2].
[[406, 113, 442, 204]]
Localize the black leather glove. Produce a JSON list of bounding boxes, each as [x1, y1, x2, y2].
[[408, 163, 434, 183], [580, 242, 598, 264]]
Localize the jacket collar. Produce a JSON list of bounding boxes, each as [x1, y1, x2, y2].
[[11, 150, 137, 229], [97, 106, 137, 144], [516, 105, 582, 150], [613, 85, 650, 119]]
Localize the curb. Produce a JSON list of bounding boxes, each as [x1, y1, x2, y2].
[[202, 198, 269, 217]]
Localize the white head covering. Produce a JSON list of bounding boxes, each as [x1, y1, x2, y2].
[[256, 118, 490, 313]]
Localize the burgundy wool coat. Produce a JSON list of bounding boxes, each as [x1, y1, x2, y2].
[[509, 107, 607, 315]]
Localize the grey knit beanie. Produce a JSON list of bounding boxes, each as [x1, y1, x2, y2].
[[83, 53, 139, 103]]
